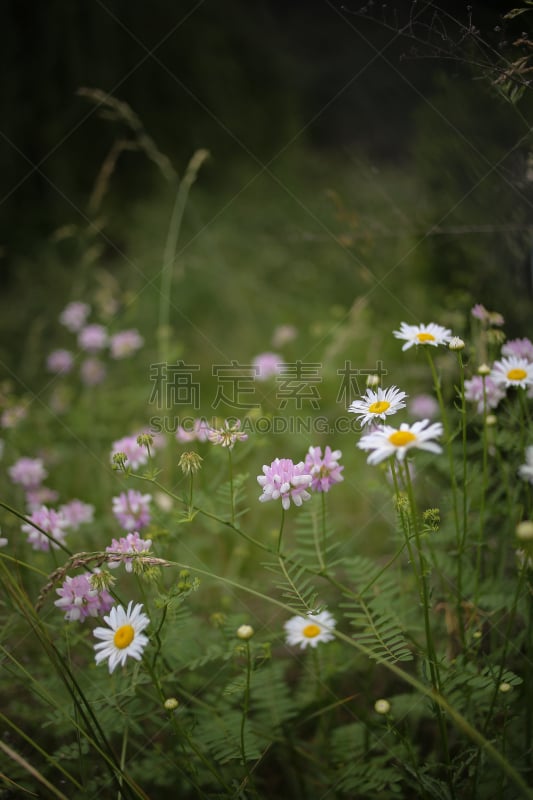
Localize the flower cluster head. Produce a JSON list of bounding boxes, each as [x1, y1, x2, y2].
[[109, 329, 144, 359], [9, 457, 47, 489], [59, 499, 95, 530], [471, 304, 504, 326], [358, 419, 443, 465], [59, 302, 91, 332], [21, 506, 68, 551], [519, 447, 533, 485], [78, 324, 108, 353], [257, 458, 312, 510], [93, 601, 150, 673], [464, 375, 505, 414], [176, 418, 210, 443], [178, 451, 203, 474], [252, 352, 284, 380], [393, 322, 452, 351], [80, 357, 106, 386], [284, 610, 336, 649], [54, 573, 114, 622], [1, 405, 27, 429], [502, 338, 533, 361], [409, 394, 439, 419], [272, 324, 297, 348], [112, 490, 152, 531], [304, 446, 344, 492], [106, 531, 152, 572], [208, 419, 248, 449], [46, 349, 74, 375], [349, 385, 407, 427], [490, 356, 533, 390], [111, 434, 149, 471]]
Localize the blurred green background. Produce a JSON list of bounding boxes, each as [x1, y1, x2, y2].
[[1, 0, 532, 388]]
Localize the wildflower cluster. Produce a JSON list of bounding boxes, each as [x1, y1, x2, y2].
[[47, 301, 144, 388]]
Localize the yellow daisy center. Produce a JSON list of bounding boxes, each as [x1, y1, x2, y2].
[[302, 623, 321, 639], [368, 400, 390, 414], [389, 430, 417, 447], [507, 368, 527, 381], [114, 624, 135, 649], [416, 332, 435, 343]]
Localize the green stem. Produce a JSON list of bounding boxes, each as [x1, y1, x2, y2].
[[403, 461, 454, 797], [277, 507, 286, 554], [158, 150, 209, 364], [474, 376, 489, 606], [228, 448, 235, 525], [117, 722, 128, 800], [321, 492, 327, 570]]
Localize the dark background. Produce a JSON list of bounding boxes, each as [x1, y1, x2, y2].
[[1, 0, 531, 331]]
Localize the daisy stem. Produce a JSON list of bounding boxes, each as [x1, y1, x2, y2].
[[426, 349, 464, 643], [277, 507, 286, 554], [390, 462, 420, 587], [456, 350, 469, 645], [403, 462, 453, 790]]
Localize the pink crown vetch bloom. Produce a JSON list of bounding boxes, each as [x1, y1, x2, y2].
[[46, 349, 75, 375], [112, 490, 152, 531], [78, 324, 108, 353], [9, 457, 47, 489], [106, 532, 152, 572], [304, 446, 344, 492], [358, 419, 443, 465], [252, 352, 284, 380], [59, 301, 91, 332], [208, 419, 248, 449], [111, 434, 149, 470], [501, 338, 533, 362], [110, 329, 144, 359], [54, 573, 114, 622], [257, 458, 312, 510], [21, 506, 69, 551], [393, 322, 452, 351], [59, 500, 95, 530], [464, 375, 505, 414]]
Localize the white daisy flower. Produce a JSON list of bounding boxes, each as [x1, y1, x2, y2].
[[518, 446, 533, 485], [358, 419, 443, 465], [348, 385, 408, 427], [93, 601, 150, 673], [490, 356, 533, 390], [284, 610, 336, 649], [393, 322, 452, 351]]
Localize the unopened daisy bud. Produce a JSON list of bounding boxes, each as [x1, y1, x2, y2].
[[449, 336, 465, 351], [112, 451, 128, 470], [237, 624, 254, 640], [164, 697, 179, 710], [516, 521, 533, 542], [499, 682, 512, 693], [478, 364, 491, 376], [473, 630, 482, 640], [89, 570, 116, 592], [137, 433, 153, 449], [485, 414, 497, 426], [179, 451, 203, 475], [374, 698, 391, 715], [366, 374, 380, 388]]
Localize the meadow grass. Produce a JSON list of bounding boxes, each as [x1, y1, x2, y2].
[[1, 142, 532, 799]]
